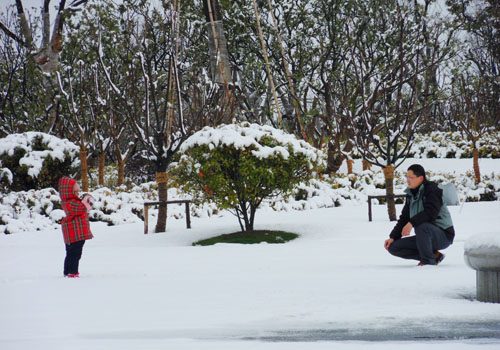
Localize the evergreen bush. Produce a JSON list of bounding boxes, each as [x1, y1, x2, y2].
[[173, 123, 324, 232]]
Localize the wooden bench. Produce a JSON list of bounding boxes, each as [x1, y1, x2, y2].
[[143, 200, 192, 234], [367, 194, 407, 222]]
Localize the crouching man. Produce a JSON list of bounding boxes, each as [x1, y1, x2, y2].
[[384, 164, 455, 266]]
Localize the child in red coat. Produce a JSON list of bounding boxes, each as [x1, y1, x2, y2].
[[58, 177, 94, 278]]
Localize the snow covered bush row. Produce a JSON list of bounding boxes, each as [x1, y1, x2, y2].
[[350, 131, 500, 159], [408, 131, 500, 159], [289, 170, 500, 208], [0, 188, 64, 234], [2, 169, 499, 235], [0, 183, 198, 235]]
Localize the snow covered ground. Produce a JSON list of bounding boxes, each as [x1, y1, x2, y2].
[[1, 196, 500, 349]]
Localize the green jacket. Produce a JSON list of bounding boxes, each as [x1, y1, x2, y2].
[[390, 180, 454, 242]]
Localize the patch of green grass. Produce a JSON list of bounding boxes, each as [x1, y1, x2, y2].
[[192, 230, 299, 246]]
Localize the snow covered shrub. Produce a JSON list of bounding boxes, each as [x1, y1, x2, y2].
[[0, 188, 64, 234], [407, 131, 500, 159], [0, 132, 80, 192], [173, 123, 324, 232], [0, 167, 13, 192]]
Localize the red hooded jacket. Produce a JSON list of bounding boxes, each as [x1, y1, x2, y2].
[[58, 177, 93, 245]]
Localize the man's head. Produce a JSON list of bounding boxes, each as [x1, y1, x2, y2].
[[406, 164, 426, 189]]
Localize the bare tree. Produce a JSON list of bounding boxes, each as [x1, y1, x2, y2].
[[265, 0, 307, 140], [0, 6, 45, 136], [202, 0, 230, 86], [56, 60, 99, 191], [98, 0, 210, 232], [449, 72, 499, 184], [446, 0, 500, 183], [202, 0, 235, 125], [1, 0, 89, 72], [218, 1, 318, 133], [342, 0, 455, 220], [1, 1, 89, 134], [304, 0, 358, 173]]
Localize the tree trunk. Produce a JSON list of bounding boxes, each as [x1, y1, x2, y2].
[[155, 172, 168, 233], [266, 0, 307, 141], [117, 158, 125, 187], [383, 165, 397, 221], [203, 0, 233, 124], [326, 142, 344, 174], [248, 204, 257, 232], [80, 147, 89, 192], [243, 210, 253, 232], [346, 159, 354, 174], [362, 160, 371, 171], [326, 138, 355, 174], [98, 152, 105, 187], [245, 218, 253, 232], [204, 18, 231, 85], [251, 0, 283, 126], [238, 200, 253, 232], [473, 146, 480, 184]]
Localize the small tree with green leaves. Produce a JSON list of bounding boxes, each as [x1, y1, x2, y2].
[[174, 123, 323, 232]]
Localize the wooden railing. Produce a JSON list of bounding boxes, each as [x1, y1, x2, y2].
[[143, 200, 192, 234]]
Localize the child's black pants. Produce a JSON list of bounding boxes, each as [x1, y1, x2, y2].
[[64, 240, 85, 275]]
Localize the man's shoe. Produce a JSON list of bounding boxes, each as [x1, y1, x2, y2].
[[66, 273, 80, 278], [434, 251, 445, 265]]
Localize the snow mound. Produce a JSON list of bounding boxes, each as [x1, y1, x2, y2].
[[464, 232, 500, 252]]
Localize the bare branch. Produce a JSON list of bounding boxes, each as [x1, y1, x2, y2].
[[67, 0, 88, 11], [14, 0, 34, 49], [42, 0, 51, 47], [0, 21, 25, 45]]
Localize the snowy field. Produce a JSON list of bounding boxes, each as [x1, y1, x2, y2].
[[1, 159, 500, 350]]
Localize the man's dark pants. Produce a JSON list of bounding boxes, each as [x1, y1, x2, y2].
[[388, 222, 451, 265], [64, 240, 85, 275]]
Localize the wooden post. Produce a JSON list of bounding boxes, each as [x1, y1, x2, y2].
[[367, 194, 406, 222], [144, 204, 149, 234], [185, 202, 191, 229], [368, 196, 373, 222]]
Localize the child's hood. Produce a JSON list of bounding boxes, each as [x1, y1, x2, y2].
[[59, 177, 78, 201]]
